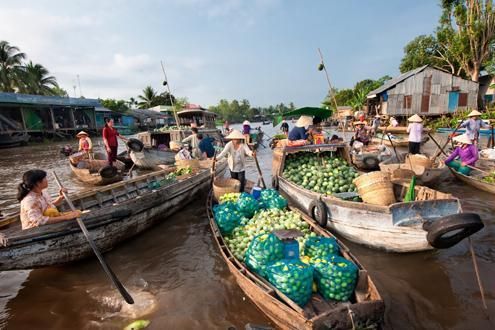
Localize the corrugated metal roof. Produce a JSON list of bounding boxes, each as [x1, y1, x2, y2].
[[367, 65, 428, 98], [0, 92, 101, 107]]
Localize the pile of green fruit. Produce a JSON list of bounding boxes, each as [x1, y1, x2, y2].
[[175, 166, 193, 176], [224, 208, 315, 261], [283, 152, 359, 195], [482, 172, 495, 183], [219, 192, 241, 204], [245, 233, 285, 278], [312, 256, 358, 302]]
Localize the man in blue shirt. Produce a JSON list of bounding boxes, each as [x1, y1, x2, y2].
[[288, 115, 313, 141], [198, 134, 215, 158]]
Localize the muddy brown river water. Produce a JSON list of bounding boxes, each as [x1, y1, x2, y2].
[[0, 125, 493, 330]]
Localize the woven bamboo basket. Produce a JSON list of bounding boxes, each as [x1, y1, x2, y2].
[[175, 159, 200, 170], [408, 154, 432, 169], [353, 171, 396, 206], [169, 141, 182, 151], [213, 178, 241, 201]]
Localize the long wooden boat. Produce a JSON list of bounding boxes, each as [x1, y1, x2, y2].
[[371, 133, 428, 148], [379, 155, 448, 185], [0, 160, 227, 271], [449, 167, 495, 195], [69, 152, 126, 186], [378, 126, 432, 134], [206, 192, 384, 330], [350, 145, 395, 171], [272, 145, 477, 253], [0, 132, 30, 148]]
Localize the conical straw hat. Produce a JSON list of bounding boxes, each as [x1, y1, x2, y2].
[[467, 110, 482, 117], [295, 115, 313, 128], [225, 129, 246, 140], [453, 134, 472, 145], [76, 131, 89, 137], [408, 114, 423, 122]]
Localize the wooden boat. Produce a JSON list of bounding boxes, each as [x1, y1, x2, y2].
[[262, 120, 271, 125], [0, 132, 30, 148], [436, 127, 492, 136], [69, 152, 126, 186], [371, 133, 426, 148], [350, 145, 395, 171], [0, 160, 227, 271], [379, 155, 448, 185], [206, 192, 384, 330], [449, 167, 495, 195], [272, 145, 477, 252], [378, 126, 431, 135]]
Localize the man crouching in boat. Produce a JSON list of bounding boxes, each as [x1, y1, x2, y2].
[[444, 134, 478, 175], [18, 170, 81, 230], [216, 130, 255, 193]]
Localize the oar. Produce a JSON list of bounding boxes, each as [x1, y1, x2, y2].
[[489, 124, 494, 148], [431, 121, 463, 162], [253, 152, 267, 189], [385, 133, 400, 163], [52, 171, 134, 305], [428, 133, 491, 175], [210, 151, 218, 188]]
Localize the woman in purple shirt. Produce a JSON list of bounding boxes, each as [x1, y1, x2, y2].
[[444, 134, 478, 175]]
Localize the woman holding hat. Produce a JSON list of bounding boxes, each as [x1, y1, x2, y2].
[[460, 110, 489, 144], [406, 114, 423, 155], [76, 131, 92, 153], [444, 134, 478, 175], [353, 121, 371, 145], [217, 130, 255, 192]]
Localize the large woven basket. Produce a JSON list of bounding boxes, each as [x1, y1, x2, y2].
[[353, 171, 396, 206], [169, 141, 182, 151], [408, 154, 432, 169], [175, 159, 200, 170], [213, 178, 241, 202]]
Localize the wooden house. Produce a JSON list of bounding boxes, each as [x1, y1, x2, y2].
[[367, 65, 478, 117]]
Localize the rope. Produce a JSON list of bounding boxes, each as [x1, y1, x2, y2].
[[468, 237, 487, 310], [347, 306, 356, 330]]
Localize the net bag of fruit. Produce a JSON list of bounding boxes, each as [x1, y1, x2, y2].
[[245, 233, 284, 278], [303, 236, 340, 259], [312, 255, 358, 302], [266, 259, 314, 307], [236, 192, 260, 218], [213, 202, 245, 235], [259, 189, 288, 210], [219, 192, 241, 204]]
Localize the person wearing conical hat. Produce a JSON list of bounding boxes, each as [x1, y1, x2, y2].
[[76, 131, 92, 153], [371, 114, 381, 135], [217, 129, 254, 192], [288, 115, 313, 142], [460, 110, 489, 144], [353, 121, 371, 145], [444, 134, 478, 175], [407, 114, 423, 155]]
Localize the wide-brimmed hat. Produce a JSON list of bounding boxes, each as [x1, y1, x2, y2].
[[295, 115, 313, 128], [225, 129, 246, 140], [467, 110, 482, 117], [408, 114, 423, 123], [76, 131, 89, 137], [453, 134, 473, 145], [353, 121, 366, 126], [242, 120, 250, 125], [375, 114, 381, 118]]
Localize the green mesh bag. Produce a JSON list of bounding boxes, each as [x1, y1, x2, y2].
[[303, 236, 340, 259], [236, 192, 260, 218], [213, 202, 245, 235], [312, 255, 358, 302], [245, 233, 284, 278], [259, 189, 288, 210], [266, 259, 314, 307]]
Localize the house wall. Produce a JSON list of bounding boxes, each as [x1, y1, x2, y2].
[[382, 67, 478, 116]]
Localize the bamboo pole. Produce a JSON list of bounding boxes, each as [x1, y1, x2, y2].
[[160, 61, 183, 139], [317, 48, 343, 134]]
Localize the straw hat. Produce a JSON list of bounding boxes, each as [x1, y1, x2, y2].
[[453, 134, 472, 145], [375, 114, 381, 118], [76, 131, 89, 137], [467, 110, 482, 117], [408, 114, 423, 123], [295, 115, 313, 128], [242, 120, 250, 125], [353, 121, 366, 126], [225, 129, 246, 140]]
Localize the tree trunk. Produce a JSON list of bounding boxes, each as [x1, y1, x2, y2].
[[471, 66, 480, 82]]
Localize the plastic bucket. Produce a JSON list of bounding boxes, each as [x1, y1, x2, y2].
[[252, 186, 262, 199]]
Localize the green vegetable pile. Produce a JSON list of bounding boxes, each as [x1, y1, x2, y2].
[[224, 208, 314, 261], [312, 256, 358, 302], [219, 192, 241, 204], [245, 233, 285, 278], [266, 259, 314, 306], [175, 166, 193, 176], [304, 236, 340, 260], [283, 152, 359, 196], [482, 172, 495, 183]]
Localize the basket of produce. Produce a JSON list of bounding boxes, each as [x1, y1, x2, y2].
[[353, 171, 395, 206], [213, 178, 241, 202], [175, 158, 200, 170]]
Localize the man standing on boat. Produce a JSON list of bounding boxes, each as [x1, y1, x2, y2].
[[406, 114, 423, 155], [102, 118, 128, 166], [216, 130, 254, 193], [371, 115, 381, 136], [460, 110, 489, 144], [280, 119, 289, 136]]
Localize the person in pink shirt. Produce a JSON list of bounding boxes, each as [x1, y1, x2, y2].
[[406, 114, 423, 155]]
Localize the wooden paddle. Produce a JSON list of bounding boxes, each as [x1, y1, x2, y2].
[[210, 151, 218, 188], [431, 121, 463, 162], [385, 132, 401, 163], [427, 133, 491, 175], [253, 152, 267, 189], [52, 171, 134, 305]]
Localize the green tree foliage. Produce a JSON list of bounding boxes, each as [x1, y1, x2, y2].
[[209, 99, 294, 122], [400, 35, 444, 73], [99, 99, 130, 113], [18, 61, 59, 95], [0, 41, 26, 92], [137, 86, 178, 109]]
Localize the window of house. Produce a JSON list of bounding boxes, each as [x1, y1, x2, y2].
[[458, 93, 468, 107], [404, 95, 412, 109]]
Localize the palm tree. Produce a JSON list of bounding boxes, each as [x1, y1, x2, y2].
[[137, 86, 157, 109], [18, 61, 59, 95], [0, 41, 26, 92]]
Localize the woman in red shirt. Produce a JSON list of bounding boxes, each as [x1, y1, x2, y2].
[[102, 118, 127, 165]]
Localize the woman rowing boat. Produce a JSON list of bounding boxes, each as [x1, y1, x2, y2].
[[18, 170, 81, 230], [444, 134, 478, 175]]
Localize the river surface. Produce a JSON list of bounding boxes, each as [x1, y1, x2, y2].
[[0, 123, 494, 329]]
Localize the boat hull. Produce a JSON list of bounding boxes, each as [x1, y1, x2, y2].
[[0, 162, 227, 270], [449, 168, 495, 195]]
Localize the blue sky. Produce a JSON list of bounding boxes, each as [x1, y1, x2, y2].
[[0, 0, 441, 107]]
